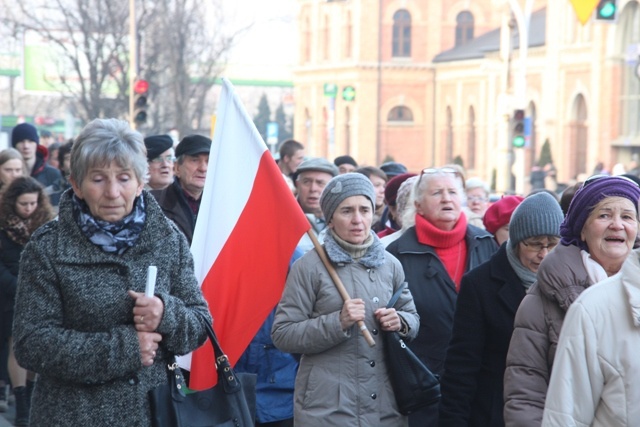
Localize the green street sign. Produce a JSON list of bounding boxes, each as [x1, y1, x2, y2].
[[342, 86, 356, 101], [324, 83, 338, 97]]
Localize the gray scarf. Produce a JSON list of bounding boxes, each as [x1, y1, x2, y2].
[[506, 240, 538, 289]]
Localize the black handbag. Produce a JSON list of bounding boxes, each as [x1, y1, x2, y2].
[[383, 283, 441, 415], [149, 319, 257, 427]]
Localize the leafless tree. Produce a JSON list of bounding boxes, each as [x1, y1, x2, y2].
[[1, 0, 245, 134]]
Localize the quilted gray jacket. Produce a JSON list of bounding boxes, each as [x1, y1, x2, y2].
[[272, 232, 419, 426]]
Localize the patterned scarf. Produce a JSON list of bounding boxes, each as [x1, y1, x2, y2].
[[1, 215, 32, 246], [71, 194, 146, 255]]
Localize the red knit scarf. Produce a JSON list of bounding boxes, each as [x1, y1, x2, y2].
[[415, 213, 468, 291]]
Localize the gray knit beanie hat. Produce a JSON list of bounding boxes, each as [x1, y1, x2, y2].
[[320, 173, 376, 221], [509, 192, 564, 248]]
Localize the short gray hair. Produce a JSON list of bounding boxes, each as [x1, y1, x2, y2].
[[70, 118, 148, 186], [465, 177, 490, 195], [404, 168, 466, 224]]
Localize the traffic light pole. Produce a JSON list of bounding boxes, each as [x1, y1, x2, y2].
[[129, 0, 137, 128], [506, 0, 533, 195]]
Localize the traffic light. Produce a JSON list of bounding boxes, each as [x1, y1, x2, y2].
[[133, 79, 149, 125], [596, 0, 617, 21], [512, 109, 525, 148]]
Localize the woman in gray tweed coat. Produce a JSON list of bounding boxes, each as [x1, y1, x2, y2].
[[12, 118, 212, 426]]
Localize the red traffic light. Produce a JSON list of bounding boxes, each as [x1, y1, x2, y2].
[[133, 79, 149, 94]]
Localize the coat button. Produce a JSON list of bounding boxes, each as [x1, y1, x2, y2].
[[128, 375, 139, 385], [371, 328, 378, 335], [370, 393, 377, 399], [372, 297, 379, 304], [369, 360, 375, 367]]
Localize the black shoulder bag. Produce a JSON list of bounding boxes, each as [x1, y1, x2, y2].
[[149, 319, 257, 427], [384, 283, 441, 415]]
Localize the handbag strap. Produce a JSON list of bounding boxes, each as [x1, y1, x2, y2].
[[166, 316, 241, 396], [386, 282, 407, 309], [201, 318, 242, 394]]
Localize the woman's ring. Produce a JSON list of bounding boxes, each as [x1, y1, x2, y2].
[[140, 315, 144, 323]]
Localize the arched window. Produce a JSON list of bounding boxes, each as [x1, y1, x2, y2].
[[303, 17, 311, 62], [387, 106, 413, 122], [323, 15, 330, 60], [618, 2, 640, 137], [392, 10, 411, 57], [571, 95, 588, 178], [345, 12, 353, 58], [455, 11, 474, 47], [467, 106, 476, 169], [344, 106, 351, 152], [446, 107, 454, 163]]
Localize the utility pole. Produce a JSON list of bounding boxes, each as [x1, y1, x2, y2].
[[507, 0, 534, 195], [129, 0, 137, 128]]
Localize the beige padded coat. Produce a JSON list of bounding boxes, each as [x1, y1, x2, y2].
[[503, 244, 592, 427]]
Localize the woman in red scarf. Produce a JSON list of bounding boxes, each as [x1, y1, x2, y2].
[[386, 167, 497, 427]]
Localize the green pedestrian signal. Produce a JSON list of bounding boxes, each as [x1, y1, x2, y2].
[[342, 86, 356, 102], [596, 0, 616, 20], [512, 109, 525, 148]]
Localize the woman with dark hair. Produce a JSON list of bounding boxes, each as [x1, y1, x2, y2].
[[0, 176, 54, 426], [12, 118, 211, 426]]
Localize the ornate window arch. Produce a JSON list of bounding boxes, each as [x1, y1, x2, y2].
[[392, 9, 411, 57], [388, 106, 414, 122], [455, 11, 474, 47]]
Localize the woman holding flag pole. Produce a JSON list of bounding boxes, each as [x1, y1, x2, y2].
[[272, 173, 419, 426], [11, 118, 211, 426]]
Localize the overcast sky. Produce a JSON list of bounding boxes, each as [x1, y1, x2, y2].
[[220, 0, 297, 79]]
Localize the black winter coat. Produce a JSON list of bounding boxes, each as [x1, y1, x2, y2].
[[387, 224, 497, 427], [151, 179, 196, 244], [0, 230, 23, 313], [438, 244, 526, 427]]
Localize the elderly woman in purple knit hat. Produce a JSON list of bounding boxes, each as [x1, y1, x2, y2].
[[504, 175, 640, 427]]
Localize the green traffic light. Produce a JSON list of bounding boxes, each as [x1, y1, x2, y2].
[[512, 135, 526, 148], [599, 3, 615, 18]]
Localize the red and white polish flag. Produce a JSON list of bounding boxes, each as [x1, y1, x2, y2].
[[188, 78, 310, 390]]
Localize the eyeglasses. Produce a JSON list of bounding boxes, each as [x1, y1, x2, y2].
[[150, 155, 176, 164], [583, 174, 639, 188], [418, 167, 463, 187], [521, 240, 559, 253], [467, 196, 488, 203]]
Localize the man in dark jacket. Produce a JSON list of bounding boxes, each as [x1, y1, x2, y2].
[[151, 134, 210, 244], [11, 123, 63, 206]]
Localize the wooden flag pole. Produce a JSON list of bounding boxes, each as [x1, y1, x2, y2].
[[307, 230, 376, 347]]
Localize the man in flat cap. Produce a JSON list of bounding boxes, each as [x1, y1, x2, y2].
[[294, 157, 338, 252], [144, 134, 175, 190], [151, 134, 210, 244]]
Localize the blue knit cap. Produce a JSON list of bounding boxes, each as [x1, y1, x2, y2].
[[560, 175, 640, 251], [509, 192, 564, 248], [11, 123, 39, 147]]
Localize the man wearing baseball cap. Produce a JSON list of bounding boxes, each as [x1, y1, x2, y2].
[[151, 134, 211, 244]]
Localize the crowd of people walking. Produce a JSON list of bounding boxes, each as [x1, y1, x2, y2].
[[2, 118, 640, 426]]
